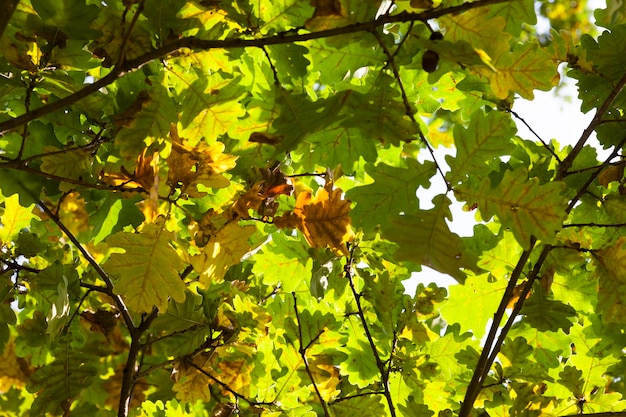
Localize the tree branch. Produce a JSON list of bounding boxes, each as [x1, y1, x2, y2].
[[566, 136, 626, 213], [0, 0, 513, 136], [459, 238, 536, 417], [118, 307, 158, 417], [344, 246, 396, 417], [0, 0, 20, 39]]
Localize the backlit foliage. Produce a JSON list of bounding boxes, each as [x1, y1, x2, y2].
[[1, 0, 626, 416]]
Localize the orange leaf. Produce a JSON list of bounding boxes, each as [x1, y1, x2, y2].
[[275, 182, 354, 256]]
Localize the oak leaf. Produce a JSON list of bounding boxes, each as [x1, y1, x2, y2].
[[105, 220, 186, 313], [274, 182, 354, 256], [191, 222, 256, 286], [0, 194, 34, 244]]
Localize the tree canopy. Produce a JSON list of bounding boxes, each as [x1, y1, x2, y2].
[[1, 0, 626, 416]]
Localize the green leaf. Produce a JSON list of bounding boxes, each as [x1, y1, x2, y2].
[[347, 159, 436, 233], [440, 273, 505, 339], [105, 221, 186, 313], [251, 232, 311, 293], [455, 168, 567, 249], [26, 353, 98, 415], [520, 285, 576, 332], [382, 194, 479, 283], [446, 111, 517, 185]]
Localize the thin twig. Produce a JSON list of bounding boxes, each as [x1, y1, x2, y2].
[[0, 162, 146, 193], [292, 292, 330, 417], [566, 136, 626, 213], [0, 0, 514, 136], [371, 30, 450, 192], [36, 200, 136, 331], [344, 246, 396, 417], [330, 390, 387, 403], [261, 46, 281, 85], [563, 222, 626, 228], [557, 72, 626, 180], [116, 0, 146, 68], [507, 108, 561, 163]]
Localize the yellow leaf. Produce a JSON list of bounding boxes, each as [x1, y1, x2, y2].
[[274, 182, 354, 256], [172, 355, 213, 403], [0, 339, 32, 392], [0, 194, 34, 244], [191, 222, 256, 287], [58, 192, 89, 237], [307, 354, 341, 401], [105, 221, 186, 313], [167, 125, 235, 197]]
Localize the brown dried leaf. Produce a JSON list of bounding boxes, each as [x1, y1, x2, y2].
[[598, 164, 625, 187]]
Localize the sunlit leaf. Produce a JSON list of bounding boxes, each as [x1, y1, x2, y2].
[[105, 221, 186, 313], [274, 182, 354, 256], [191, 222, 256, 286], [455, 168, 567, 249]]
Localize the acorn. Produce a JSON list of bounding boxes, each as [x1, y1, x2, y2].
[[422, 50, 439, 73]]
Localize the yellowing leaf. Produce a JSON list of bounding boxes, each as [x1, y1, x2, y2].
[[39, 146, 91, 192], [0, 194, 34, 244], [191, 222, 256, 287], [455, 168, 567, 249], [274, 182, 354, 256], [58, 192, 89, 237], [167, 125, 235, 197], [172, 355, 213, 403], [476, 42, 557, 99], [307, 354, 341, 401], [595, 237, 626, 324], [0, 339, 31, 392], [105, 221, 186, 313]]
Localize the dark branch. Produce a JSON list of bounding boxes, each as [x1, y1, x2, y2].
[[0, 0, 20, 40], [0, 0, 513, 136], [557, 72, 626, 180], [459, 238, 536, 417], [566, 136, 626, 213]]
